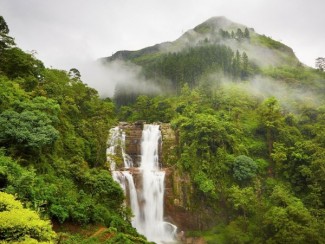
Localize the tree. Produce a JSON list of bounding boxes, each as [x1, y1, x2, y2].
[[68, 68, 81, 80], [315, 57, 325, 71], [270, 142, 287, 176], [0, 16, 15, 51], [232, 155, 258, 181], [241, 52, 249, 79], [0, 47, 45, 85], [232, 50, 241, 77], [0, 76, 28, 111], [231, 30, 235, 39], [259, 97, 282, 155], [236, 28, 244, 40], [0, 110, 59, 150], [244, 27, 250, 39], [263, 185, 323, 243], [0, 192, 56, 243], [228, 185, 258, 218], [0, 16, 9, 34], [219, 29, 230, 39], [133, 95, 153, 120]]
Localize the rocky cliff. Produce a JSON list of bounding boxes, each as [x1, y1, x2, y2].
[[116, 122, 215, 234], [118, 121, 143, 167]]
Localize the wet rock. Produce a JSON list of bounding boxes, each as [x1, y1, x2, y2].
[[120, 123, 143, 167], [115, 123, 214, 234]]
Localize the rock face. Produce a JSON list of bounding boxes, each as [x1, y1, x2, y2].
[[160, 124, 211, 232], [119, 121, 143, 167]]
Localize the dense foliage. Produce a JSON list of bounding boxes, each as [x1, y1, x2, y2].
[[139, 45, 250, 89], [114, 45, 251, 106], [0, 192, 56, 243], [119, 75, 325, 242], [0, 16, 149, 243], [113, 32, 325, 242], [1, 14, 325, 243]]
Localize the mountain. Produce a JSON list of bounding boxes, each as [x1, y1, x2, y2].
[[100, 16, 324, 106], [103, 16, 297, 67]]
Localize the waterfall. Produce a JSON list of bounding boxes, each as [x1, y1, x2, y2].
[[107, 127, 133, 170], [108, 124, 177, 244]]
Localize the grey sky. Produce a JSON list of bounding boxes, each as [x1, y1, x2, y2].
[[1, 0, 324, 71]]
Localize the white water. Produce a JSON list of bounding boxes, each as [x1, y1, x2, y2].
[[108, 124, 177, 244], [107, 127, 133, 170]]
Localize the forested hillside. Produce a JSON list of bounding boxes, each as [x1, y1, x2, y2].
[[104, 17, 325, 243], [1, 14, 325, 244], [0, 16, 151, 243]]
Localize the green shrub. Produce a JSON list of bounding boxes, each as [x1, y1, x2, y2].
[[233, 155, 258, 181], [0, 192, 56, 243]]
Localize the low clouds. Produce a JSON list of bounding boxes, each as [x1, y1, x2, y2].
[[80, 60, 161, 98], [0, 0, 324, 93]]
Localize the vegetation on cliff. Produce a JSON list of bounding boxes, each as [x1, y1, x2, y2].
[[118, 76, 325, 243], [108, 17, 325, 244], [0, 16, 150, 243]]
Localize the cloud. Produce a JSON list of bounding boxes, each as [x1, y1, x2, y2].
[[79, 60, 161, 98], [0, 0, 324, 91], [207, 72, 321, 112]]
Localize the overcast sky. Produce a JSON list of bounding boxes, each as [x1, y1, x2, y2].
[[1, 0, 324, 75]]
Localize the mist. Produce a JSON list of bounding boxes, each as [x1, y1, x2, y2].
[[77, 59, 161, 98], [207, 72, 321, 112], [246, 76, 319, 108]]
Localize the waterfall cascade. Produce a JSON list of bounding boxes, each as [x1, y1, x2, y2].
[[107, 124, 177, 244]]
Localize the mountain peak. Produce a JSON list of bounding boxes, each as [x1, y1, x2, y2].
[[194, 16, 247, 34], [103, 16, 297, 67], [205, 16, 236, 27]]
